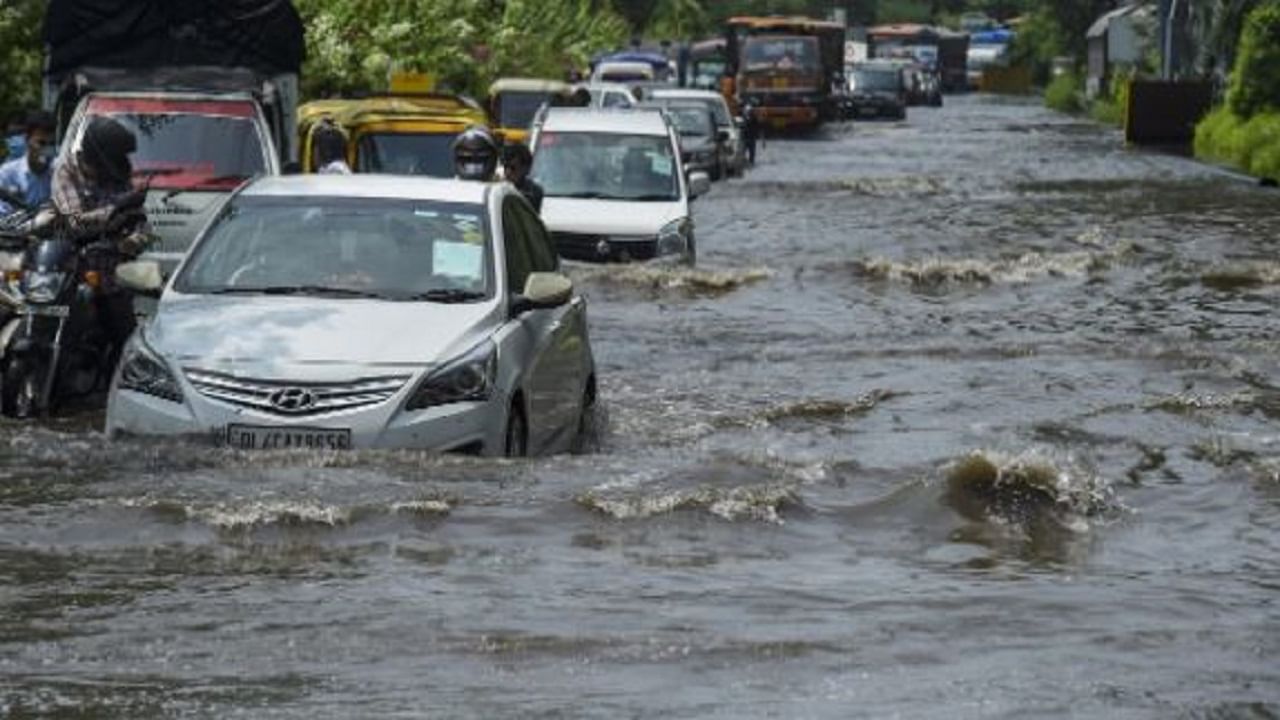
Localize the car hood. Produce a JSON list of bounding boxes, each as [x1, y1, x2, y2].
[[540, 198, 687, 236], [148, 294, 498, 376]]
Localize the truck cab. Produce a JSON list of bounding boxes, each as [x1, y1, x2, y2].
[[58, 89, 280, 271]]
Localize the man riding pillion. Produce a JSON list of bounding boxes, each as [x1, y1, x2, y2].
[[502, 142, 543, 213]]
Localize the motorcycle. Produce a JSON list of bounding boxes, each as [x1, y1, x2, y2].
[[0, 189, 156, 418]]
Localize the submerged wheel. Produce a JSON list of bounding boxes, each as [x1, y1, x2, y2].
[[504, 403, 527, 458], [3, 360, 46, 420]]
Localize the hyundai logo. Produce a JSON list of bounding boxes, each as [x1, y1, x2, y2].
[[268, 387, 318, 414]]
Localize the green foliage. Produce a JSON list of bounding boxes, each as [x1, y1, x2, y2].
[[1195, 105, 1280, 179], [1089, 68, 1131, 126], [295, 0, 629, 98], [0, 0, 43, 128], [1044, 70, 1082, 113], [1225, 2, 1280, 117]]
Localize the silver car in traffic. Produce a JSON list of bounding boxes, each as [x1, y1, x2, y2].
[[106, 175, 597, 456]]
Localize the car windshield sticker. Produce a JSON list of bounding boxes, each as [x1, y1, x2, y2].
[[414, 209, 439, 218], [453, 214, 483, 245], [651, 154, 672, 176], [434, 241, 483, 280]]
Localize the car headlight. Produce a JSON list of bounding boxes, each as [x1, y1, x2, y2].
[[21, 270, 67, 304], [406, 339, 497, 411], [118, 333, 184, 403], [657, 218, 691, 257]]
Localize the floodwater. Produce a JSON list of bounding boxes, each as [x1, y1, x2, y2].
[[3, 96, 1279, 718]]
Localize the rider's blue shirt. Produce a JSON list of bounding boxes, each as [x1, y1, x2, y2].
[[0, 155, 52, 214]]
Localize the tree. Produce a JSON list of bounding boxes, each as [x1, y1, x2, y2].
[[0, 0, 44, 127]]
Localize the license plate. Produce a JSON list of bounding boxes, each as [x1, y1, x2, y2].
[[226, 424, 352, 451], [20, 305, 70, 318]]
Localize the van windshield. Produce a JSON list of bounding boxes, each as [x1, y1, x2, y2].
[[532, 132, 680, 202], [83, 97, 268, 191], [497, 91, 551, 130]]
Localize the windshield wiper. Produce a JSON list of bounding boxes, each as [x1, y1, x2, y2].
[[205, 285, 388, 299], [618, 193, 678, 201], [548, 191, 607, 199], [401, 288, 487, 303]]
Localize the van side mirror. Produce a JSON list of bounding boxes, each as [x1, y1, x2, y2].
[[115, 260, 165, 298]]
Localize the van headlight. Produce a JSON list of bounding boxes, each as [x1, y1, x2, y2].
[[118, 333, 184, 403], [656, 218, 691, 257], [406, 340, 497, 411]]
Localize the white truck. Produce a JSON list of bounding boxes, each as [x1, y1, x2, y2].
[[41, 0, 304, 271]]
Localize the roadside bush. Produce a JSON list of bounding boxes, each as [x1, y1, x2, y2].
[[1044, 70, 1082, 113], [1089, 68, 1132, 127], [1195, 106, 1280, 180], [1225, 2, 1280, 118]]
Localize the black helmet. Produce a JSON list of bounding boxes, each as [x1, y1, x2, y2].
[[453, 125, 499, 181], [81, 116, 136, 185]]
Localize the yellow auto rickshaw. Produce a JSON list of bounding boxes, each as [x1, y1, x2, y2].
[[297, 94, 489, 176], [487, 78, 572, 145]]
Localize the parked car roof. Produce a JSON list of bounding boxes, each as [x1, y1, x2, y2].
[[241, 174, 491, 204]]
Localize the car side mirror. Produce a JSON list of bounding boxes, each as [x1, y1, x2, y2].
[[717, 129, 731, 144], [511, 271, 573, 316], [687, 171, 711, 199], [115, 260, 165, 298]]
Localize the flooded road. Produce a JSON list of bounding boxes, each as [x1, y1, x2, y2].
[[3, 95, 1279, 718]]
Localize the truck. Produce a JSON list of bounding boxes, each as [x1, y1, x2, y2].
[[725, 17, 846, 131], [41, 0, 304, 272], [867, 24, 970, 93]]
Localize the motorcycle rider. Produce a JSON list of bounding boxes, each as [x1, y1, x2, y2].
[[0, 111, 56, 214], [50, 116, 150, 354], [51, 116, 147, 246], [502, 142, 543, 213], [452, 125, 500, 182]]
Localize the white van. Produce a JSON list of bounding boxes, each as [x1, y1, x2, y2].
[[529, 108, 710, 265]]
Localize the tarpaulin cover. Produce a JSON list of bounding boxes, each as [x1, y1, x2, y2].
[[43, 0, 304, 79]]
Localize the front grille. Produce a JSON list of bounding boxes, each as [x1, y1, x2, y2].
[[184, 368, 411, 416], [551, 232, 657, 263]]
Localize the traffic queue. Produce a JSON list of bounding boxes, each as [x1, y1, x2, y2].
[[0, 1, 939, 455]]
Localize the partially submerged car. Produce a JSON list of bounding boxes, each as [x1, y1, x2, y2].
[[644, 88, 745, 178], [644, 101, 728, 181], [106, 175, 597, 456], [530, 108, 709, 264], [297, 94, 488, 176], [847, 62, 908, 120]]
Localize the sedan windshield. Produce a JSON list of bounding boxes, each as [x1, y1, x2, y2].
[[85, 98, 267, 191], [175, 197, 492, 301], [665, 107, 713, 137], [533, 131, 679, 202], [852, 69, 903, 92], [355, 133, 455, 177]]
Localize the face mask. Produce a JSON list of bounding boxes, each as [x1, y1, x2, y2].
[[459, 161, 488, 179]]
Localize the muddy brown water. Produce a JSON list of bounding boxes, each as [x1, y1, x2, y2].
[[2, 96, 1278, 719]]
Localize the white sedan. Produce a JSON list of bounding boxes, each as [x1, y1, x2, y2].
[[107, 175, 597, 457]]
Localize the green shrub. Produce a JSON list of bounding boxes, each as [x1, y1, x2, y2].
[[1044, 71, 1082, 113], [1226, 3, 1280, 118], [1195, 106, 1280, 180]]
